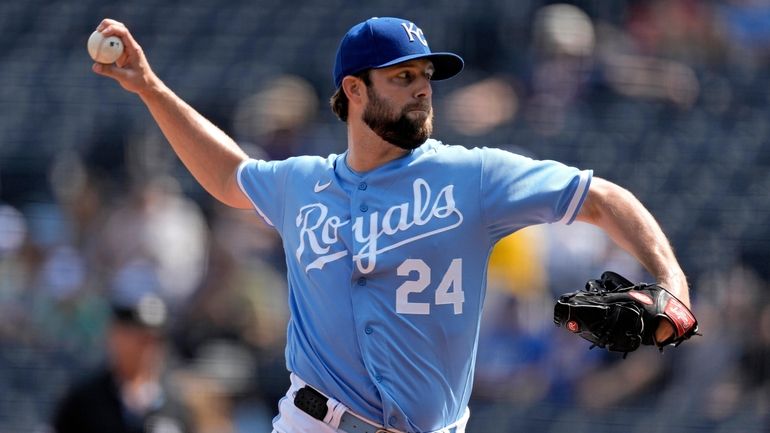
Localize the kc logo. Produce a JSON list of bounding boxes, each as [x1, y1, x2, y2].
[[401, 22, 428, 46]]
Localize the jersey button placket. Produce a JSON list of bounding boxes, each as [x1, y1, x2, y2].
[[354, 177, 368, 213], [351, 175, 382, 408]]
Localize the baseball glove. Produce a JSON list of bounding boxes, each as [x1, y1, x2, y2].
[[554, 271, 699, 356]]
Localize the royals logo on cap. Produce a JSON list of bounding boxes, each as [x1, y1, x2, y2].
[[333, 17, 464, 88], [401, 22, 428, 46]]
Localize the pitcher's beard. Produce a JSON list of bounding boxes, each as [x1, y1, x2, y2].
[[362, 87, 433, 150]]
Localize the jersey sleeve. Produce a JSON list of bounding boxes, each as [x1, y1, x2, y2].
[[479, 147, 592, 241], [236, 158, 290, 230]]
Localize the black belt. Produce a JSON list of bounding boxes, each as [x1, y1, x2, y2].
[[294, 385, 393, 433]]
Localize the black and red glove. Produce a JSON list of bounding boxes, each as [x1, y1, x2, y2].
[[554, 271, 699, 355]]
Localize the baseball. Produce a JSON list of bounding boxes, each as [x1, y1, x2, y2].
[[87, 30, 123, 64]]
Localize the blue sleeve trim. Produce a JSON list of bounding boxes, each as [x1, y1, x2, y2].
[[559, 170, 592, 225]]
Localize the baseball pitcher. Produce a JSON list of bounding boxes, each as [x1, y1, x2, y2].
[[91, 16, 696, 433]]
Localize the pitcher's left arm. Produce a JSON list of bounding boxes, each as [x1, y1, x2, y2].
[[575, 177, 689, 342]]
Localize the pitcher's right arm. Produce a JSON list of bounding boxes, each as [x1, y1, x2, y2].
[[92, 19, 251, 209]]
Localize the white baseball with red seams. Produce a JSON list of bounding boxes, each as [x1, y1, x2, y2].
[[87, 31, 123, 64]]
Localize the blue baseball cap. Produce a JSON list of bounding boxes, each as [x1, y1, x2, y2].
[[333, 17, 464, 88]]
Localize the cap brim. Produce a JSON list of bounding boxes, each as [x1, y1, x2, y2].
[[374, 52, 464, 81]]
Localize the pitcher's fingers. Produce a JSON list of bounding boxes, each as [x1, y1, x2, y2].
[[654, 319, 675, 345], [92, 62, 130, 81], [98, 21, 142, 59], [96, 19, 116, 32], [115, 51, 130, 68]]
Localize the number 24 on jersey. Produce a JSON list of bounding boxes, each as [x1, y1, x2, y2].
[[396, 258, 465, 315]]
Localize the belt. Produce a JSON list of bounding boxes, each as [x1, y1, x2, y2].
[[294, 385, 392, 433]]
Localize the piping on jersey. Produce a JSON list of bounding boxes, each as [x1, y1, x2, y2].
[[295, 178, 464, 274]]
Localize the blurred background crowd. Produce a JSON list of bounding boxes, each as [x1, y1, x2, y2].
[[1, 0, 770, 432]]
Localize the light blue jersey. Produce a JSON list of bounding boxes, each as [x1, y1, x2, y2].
[[237, 139, 591, 433]]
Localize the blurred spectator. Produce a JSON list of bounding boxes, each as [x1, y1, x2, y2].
[[0, 203, 28, 302], [474, 292, 553, 405], [95, 175, 208, 307], [232, 74, 319, 160], [171, 203, 289, 433], [48, 151, 104, 250], [525, 3, 597, 136], [52, 275, 194, 433], [625, 0, 727, 66], [444, 77, 519, 137]]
